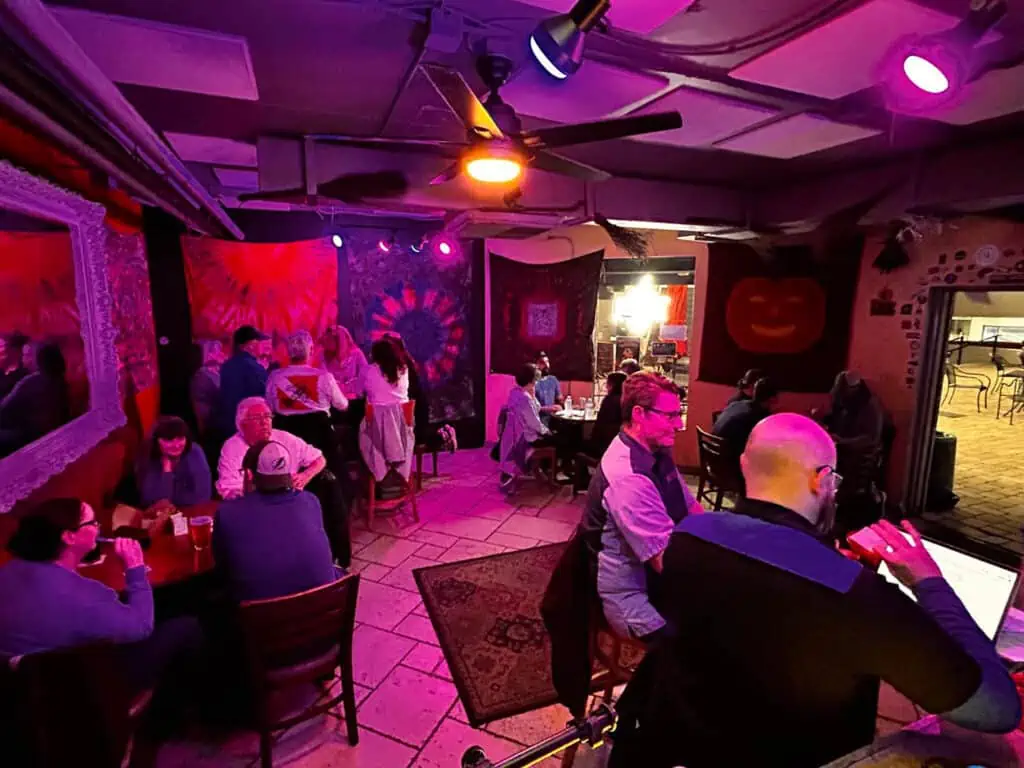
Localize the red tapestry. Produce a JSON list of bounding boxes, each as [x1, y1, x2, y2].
[[489, 251, 603, 381], [182, 236, 339, 366]]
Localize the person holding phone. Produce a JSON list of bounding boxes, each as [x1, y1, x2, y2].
[[610, 413, 1020, 768]]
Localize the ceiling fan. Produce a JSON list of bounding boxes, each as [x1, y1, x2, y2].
[[239, 54, 682, 205]]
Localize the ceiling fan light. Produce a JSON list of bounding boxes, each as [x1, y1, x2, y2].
[[466, 152, 524, 184]]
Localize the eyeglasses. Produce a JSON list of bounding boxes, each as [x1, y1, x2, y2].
[[244, 414, 273, 424], [815, 465, 843, 488], [75, 519, 99, 530], [644, 407, 685, 421]]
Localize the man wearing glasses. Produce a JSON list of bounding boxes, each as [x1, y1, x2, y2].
[[611, 413, 1019, 767], [578, 372, 703, 644]]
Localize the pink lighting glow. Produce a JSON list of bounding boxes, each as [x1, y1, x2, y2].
[[903, 54, 949, 94], [438, 241, 453, 256], [377, 239, 392, 253]]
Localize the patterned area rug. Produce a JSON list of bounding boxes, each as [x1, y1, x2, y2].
[[414, 543, 567, 726]]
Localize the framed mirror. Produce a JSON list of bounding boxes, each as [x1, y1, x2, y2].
[[0, 161, 124, 512]]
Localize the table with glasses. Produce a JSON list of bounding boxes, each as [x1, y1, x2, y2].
[[78, 501, 217, 592]]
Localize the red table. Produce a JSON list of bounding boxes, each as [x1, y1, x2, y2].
[[78, 502, 218, 591]]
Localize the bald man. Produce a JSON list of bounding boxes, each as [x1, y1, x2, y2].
[[610, 414, 1019, 768]]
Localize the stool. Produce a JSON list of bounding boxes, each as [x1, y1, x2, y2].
[[414, 444, 439, 491]]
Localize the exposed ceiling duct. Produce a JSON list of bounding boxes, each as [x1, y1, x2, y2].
[[0, 0, 241, 238]]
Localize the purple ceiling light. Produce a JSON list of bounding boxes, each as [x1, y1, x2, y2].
[[529, 0, 610, 80], [884, 0, 1005, 111]]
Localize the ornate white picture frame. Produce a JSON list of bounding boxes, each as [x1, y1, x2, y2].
[[0, 161, 125, 512]]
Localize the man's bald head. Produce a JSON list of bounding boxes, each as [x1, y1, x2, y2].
[[741, 414, 838, 527]]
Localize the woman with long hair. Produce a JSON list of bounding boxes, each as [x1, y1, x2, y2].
[[135, 415, 212, 511], [364, 336, 409, 405], [318, 325, 367, 400]]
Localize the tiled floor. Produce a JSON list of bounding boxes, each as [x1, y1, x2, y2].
[[152, 447, 923, 767], [155, 447, 587, 768], [924, 364, 1024, 555]]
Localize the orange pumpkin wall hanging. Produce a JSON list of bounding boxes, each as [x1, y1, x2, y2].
[[725, 276, 827, 355]]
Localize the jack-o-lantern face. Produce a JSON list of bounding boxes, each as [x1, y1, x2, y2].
[[725, 277, 826, 354]]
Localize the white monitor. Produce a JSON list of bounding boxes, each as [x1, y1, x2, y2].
[[876, 535, 1019, 640]]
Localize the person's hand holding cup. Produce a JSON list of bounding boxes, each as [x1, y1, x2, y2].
[[869, 519, 943, 588], [112, 537, 145, 571]]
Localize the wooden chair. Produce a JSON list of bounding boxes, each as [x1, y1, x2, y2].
[[572, 452, 599, 498], [561, 615, 645, 767], [695, 427, 744, 510], [529, 444, 558, 486], [414, 442, 439, 491], [363, 401, 419, 530], [239, 574, 361, 768], [0, 643, 153, 768]]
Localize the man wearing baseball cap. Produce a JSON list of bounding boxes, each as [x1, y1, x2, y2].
[[215, 325, 271, 439], [212, 440, 339, 602]]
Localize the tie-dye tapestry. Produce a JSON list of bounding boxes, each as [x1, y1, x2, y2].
[[181, 236, 339, 368], [341, 232, 476, 423]]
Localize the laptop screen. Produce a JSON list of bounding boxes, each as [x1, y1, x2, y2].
[[876, 536, 1019, 640]]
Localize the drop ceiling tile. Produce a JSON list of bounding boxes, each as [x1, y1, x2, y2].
[[53, 8, 258, 100], [212, 168, 259, 189], [716, 114, 880, 159], [513, 0, 697, 35], [505, 60, 668, 125], [729, 0, 992, 100], [164, 133, 257, 167], [931, 64, 1024, 125], [631, 87, 778, 147]]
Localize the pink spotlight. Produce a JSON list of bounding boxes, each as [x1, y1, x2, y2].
[[903, 54, 949, 94], [378, 238, 392, 253], [438, 241, 453, 256]]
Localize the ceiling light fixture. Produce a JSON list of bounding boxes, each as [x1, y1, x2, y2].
[[378, 235, 395, 253], [464, 144, 524, 184], [330, 233, 344, 248], [884, 0, 1006, 110], [410, 235, 427, 254], [529, 0, 611, 80]]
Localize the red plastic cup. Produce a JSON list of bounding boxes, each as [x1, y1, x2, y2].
[[188, 515, 213, 550]]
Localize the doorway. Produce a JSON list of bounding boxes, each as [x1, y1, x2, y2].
[[907, 288, 1024, 565]]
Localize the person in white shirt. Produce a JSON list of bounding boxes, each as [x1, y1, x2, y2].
[[217, 397, 352, 563], [363, 337, 409, 406], [267, 331, 348, 417], [217, 398, 326, 500]]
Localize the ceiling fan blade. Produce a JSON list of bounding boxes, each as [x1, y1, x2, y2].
[[523, 111, 682, 149], [429, 162, 461, 186], [420, 63, 503, 139], [531, 151, 611, 182], [313, 135, 464, 158], [318, 170, 409, 201]]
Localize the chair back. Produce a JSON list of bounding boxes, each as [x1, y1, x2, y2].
[[1, 643, 138, 768], [239, 573, 360, 687], [696, 427, 741, 488], [944, 361, 956, 385]]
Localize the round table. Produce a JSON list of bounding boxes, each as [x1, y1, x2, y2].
[[79, 501, 217, 592]]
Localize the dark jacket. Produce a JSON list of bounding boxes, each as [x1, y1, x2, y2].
[[711, 399, 770, 458], [216, 351, 268, 436], [610, 499, 1017, 768], [586, 392, 622, 457], [212, 490, 338, 602]]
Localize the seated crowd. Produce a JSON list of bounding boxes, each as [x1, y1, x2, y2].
[[1, 331, 1019, 767], [0, 321, 431, 754]]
